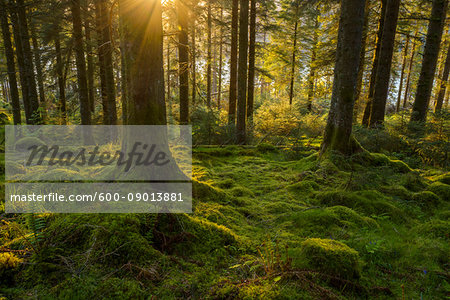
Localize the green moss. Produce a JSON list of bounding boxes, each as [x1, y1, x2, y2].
[[256, 143, 278, 153], [434, 173, 450, 185], [14, 136, 46, 151], [287, 180, 320, 194], [217, 178, 234, 189], [5, 162, 26, 175], [426, 182, 450, 201], [299, 238, 360, 279], [412, 191, 441, 209], [413, 220, 449, 239], [402, 173, 428, 192], [193, 180, 229, 203], [229, 186, 255, 197], [315, 190, 403, 220]]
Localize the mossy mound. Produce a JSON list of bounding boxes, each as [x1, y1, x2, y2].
[[426, 182, 450, 201], [14, 137, 46, 152], [256, 143, 278, 153], [299, 238, 360, 279], [192, 180, 229, 204], [287, 180, 320, 194], [413, 220, 449, 239], [412, 191, 441, 209], [433, 173, 450, 185], [5, 162, 26, 175], [291, 206, 378, 237], [229, 186, 255, 197], [315, 190, 403, 220]]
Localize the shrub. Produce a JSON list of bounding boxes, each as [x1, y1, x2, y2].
[[299, 238, 360, 279]]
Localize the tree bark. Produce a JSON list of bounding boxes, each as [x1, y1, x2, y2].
[[362, 0, 387, 126], [307, 14, 319, 112], [236, 0, 248, 144], [84, 1, 95, 113], [177, 0, 189, 125], [396, 34, 410, 112], [191, 18, 196, 106], [246, 0, 256, 121], [70, 0, 91, 125], [54, 33, 67, 124], [353, 0, 370, 121], [403, 29, 419, 108], [29, 20, 46, 119], [95, 0, 117, 125], [368, 0, 400, 127], [0, 0, 21, 124], [206, 1, 212, 109], [289, 19, 298, 106], [119, 0, 166, 125], [434, 39, 450, 112], [13, 0, 40, 123], [411, 0, 448, 122], [228, 0, 238, 124], [321, 0, 365, 154], [218, 7, 223, 110]]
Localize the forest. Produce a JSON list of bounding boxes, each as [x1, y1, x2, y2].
[[0, 0, 449, 299]]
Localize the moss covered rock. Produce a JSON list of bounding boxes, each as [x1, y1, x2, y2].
[[300, 238, 360, 279], [287, 180, 320, 194], [14, 136, 46, 151], [413, 220, 449, 239]]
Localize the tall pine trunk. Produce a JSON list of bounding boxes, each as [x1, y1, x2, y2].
[[353, 0, 370, 121], [236, 0, 248, 144], [362, 0, 387, 126], [218, 7, 223, 110], [321, 0, 366, 154], [368, 0, 400, 127], [403, 29, 419, 108], [95, 0, 117, 125], [307, 14, 319, 112], [119, 0, 166, 125], [246, 0, 256, 122], [411, 0, 448, 122], [228, 0, 238, 124], [70, 0, 91, 125], [84, 1, 95, 113], [434, 40, 450, 112], [29, 21, 46, 119], [396, 34, 410, 112], [177, 0, 189, 125], [206, 2, 212, 109], [288, 19, 298, 106], [15, 0, 41, 124], [54, 33, 67, 124], [0, 0, 21, 124]]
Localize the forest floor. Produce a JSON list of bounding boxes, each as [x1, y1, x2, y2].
[[0, 139, 449, 299]]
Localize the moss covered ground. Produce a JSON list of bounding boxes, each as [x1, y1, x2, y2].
[[1, 144, 449, 299]]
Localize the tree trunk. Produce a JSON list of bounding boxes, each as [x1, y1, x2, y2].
[[95, 0, 117, 125], [362, 0, 387, 126], [119, 0, 166, 125], [434, 39, 450, 112], [14, 0, 40, 123], [206, 1, 212, 109], [177, 0, 189, 125], [403, 29, 419, 108], [84, 1, 95, 113], [218, 7, 223, 110], [228, 0, 238, 124], [289, 19, 298, 106], [70, 0, 91, 125], [411, 0, 448, 122], [396, 34, 410, 112], [368, 0, 400, 127], [321, 0, 366, 154], [54, 33, 67, 124], [29, 20, 46, 119], [353, 0, 370, 121], [236, 0, 249, 144], [191, 18, 196, 106], [246, 0, 256, 122], [307, 14, 319, 112], [0, 0, 21, 124]]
